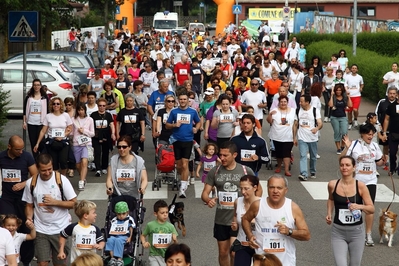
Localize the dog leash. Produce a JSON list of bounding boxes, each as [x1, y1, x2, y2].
[[385, 171, 396, 214]]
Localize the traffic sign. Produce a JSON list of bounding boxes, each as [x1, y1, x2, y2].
[[116, 6, 120, 14], [8, 11, 39, 42], [283, 6, 291, 20], [233, 5, 242, 15]]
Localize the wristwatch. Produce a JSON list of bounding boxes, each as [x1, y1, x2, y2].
[[288, 228, 293, 236]]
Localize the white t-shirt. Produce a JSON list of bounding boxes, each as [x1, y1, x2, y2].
[[337, 57, 348, 71], [268, 107, 297, 142], [86, 104, 98, 117], [0, 227, 15, 266], [345, 74, 364, 97], [201, 58, 215, 73], [241, 90, 267, 120], [27, 98, 42, 125], [44, 113, 73, 139], [297, 107, 321, 142], [12, 232, 26, 263], [383, 71, 399, 95], [290, 72, 304, 92], [227, 44, 240, 57], [311, 96, 322, 112], [22, 173, 77, 234], [346, 140, 382, 185]]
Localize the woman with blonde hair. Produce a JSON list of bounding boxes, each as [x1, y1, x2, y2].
[[71, 252, 103, 266]]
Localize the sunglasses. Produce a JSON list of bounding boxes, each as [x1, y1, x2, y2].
[[118, 73, 124, 75], [167, 100, 175, 103], [251, 83, 259, 86], [98, 105, 106, 107], [53, 102, 61, 106], [117, 145, 129, 149], [66, 103, 72, 106]]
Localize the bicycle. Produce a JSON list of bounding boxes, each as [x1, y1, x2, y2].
[[54, 38, 61, 50]]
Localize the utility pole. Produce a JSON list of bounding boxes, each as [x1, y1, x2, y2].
[[353, 0, 357, 56]]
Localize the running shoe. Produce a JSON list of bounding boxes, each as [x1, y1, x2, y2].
[[95, 170, 101, 177], [298, 175, 307, 181], [365, 233, 374, 246], [78, 180, 85, 191]]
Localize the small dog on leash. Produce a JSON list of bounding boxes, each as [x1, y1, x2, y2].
[[379, 209, 397, 247], [169, 194, 186, 237]]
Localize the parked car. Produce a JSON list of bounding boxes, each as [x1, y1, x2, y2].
[[7, 51, 95, 84], [5, 58, 81, 89], [188, 23, 206, 35], [0, 63, 74, 115], [171, 28, 187, 36], [207, 20, 217, 30]]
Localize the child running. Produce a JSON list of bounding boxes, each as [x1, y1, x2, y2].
[[105, 201, 136, 266], [58, 200, 105, 263], [1, 214, 36, 264], [141, 200, 178, 266], [196, 143, 220, 184]]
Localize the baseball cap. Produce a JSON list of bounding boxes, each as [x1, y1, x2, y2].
[[104, 59, 111, 65], [204, 88, 214, 95], [115, 201, 129, 214]]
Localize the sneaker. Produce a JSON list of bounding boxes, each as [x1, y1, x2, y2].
[[365, 233, 374, 246], [328, 118, 331, 122], [78, 180, 85, 191], [179, 190, 186, 198], [336, 149, 342, 155], [115, 260, 124, 266], [316, 154, 321, 159], [384, 165, 389, 171], [323, 117, 328, 123], [348, 123, 352, 130], [108, 258, 117, 266], [310, 173, 316, 179], [190, 177, 195, 184], [95, 170, 101, 177], [353, 120, 359, 128], [298, 175, 308, 181], [102, 169, 108, 175]]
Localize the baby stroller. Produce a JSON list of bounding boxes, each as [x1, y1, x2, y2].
[[153, 142, 180, 191], [102, 195, 146, 266]]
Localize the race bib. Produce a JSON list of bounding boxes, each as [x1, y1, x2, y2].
[[116, 169, 135, 182], [117, 82, 126, 89], [152, 233, 172, 249], [75, 234, 96, 249], [204, 161, 216, 172], [179, 69, 188, 75], [218, 191, 238, 207], [1, 169, 21, 182], [165, 73, 173, 78], [77, 135, 90, 145], [124, 115, 137, 123], [357, 162, 374, 175], [240, 150, 255, 161], [220, 114, 233, 123], [95, 120, 108, 128], [52, 128, 65, 138], [177, 114, 191, 124], [93, 85, 101, 91], [155, 104, 165, 112], [103, 74, 111, 80], [338, 209, 360, 224], [109, 221, 129, 235], [30, 103, 41, 115], [263, 237, 286, 253], [163, 113, 169, 124], [192, 69, 201, 75], [350, 86, 357, 90], [223, 70, 228, 76], [300, 119, 310, 128], [37, 193, 55, 213]]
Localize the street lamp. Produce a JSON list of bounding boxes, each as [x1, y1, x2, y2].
[[353, 0, 357, 56]]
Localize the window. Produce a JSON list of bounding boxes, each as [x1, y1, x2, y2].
[[299, 6, 324, 12], [64, 56, 84, 68], [2, 69, 33, 83], [351, 6, 375, 17], [34, 71, 56, 82]]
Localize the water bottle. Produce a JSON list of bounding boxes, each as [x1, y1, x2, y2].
[[347, 201, 361, 220]]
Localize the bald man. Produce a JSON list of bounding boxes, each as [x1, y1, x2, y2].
[[174, 55, 191, 87], [0, 135, 37, 266]]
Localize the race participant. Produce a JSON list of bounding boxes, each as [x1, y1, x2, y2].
[[264, 71, 282, 111], [0, 136, 37, 266], [271, 85, 296, 110], [166, 92, 201, 198], [240, 79, 267, 125], [293, 95, 323, 181], [201, 141, 262, 266], [0, 227, 17, 266], [139, 61, 157, 99], [101, 60, 117, 82], [231, 114, 269, 175], [115, 69, 132, 96], [22, 153, 77, 266], [242, 175, 310, 266], [382, 62, 399, 95], [174, 55, 191, 87], [345, 64, 364, 130], [342, 123, 385, 246], [326, 156, 374, 266]]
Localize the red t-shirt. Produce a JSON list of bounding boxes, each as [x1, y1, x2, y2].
[[68, 31, 76, 41], [101, 68, 117, 81], [174, 62, 190, 85]]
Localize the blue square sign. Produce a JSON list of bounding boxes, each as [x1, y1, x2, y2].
[[8, 11, 39, 42], [233, 5, 242, 15]]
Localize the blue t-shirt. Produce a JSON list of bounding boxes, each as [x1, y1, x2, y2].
[[148, 90, 174, 113], [167, 107, 200, 142], [299, 48, 306, 63]]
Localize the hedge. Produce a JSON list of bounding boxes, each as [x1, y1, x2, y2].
[[306, 40, 399, 102], [295, 32, 399, 57]]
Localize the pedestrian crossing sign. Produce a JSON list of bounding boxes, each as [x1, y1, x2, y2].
[[8, 11, 39, 42], [233, 5, 242, 15]]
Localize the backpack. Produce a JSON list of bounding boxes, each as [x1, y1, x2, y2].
[[30, 171, 66, 201], [296, 107, 318, 128], [156, 144, 175, 172]]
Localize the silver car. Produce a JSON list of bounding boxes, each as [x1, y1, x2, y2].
[[0, 63, 74, 115], [5, 58, 80, 89]]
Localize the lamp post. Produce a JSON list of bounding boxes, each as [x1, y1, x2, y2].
[[353, 0, 357, 56], [284, 0, 289, 43]]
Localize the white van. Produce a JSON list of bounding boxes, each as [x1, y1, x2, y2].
[[153, 11, 178, 32]]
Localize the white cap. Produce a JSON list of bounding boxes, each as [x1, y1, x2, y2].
[[205, 87, 214, 95], [104, 59, 111, 65]]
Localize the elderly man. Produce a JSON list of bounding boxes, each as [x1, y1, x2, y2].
[[174, 55, 191, 87], [271, 86, 297, 110], [242, 174, 310, 266]]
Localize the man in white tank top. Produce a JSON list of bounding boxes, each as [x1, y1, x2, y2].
[[242, 175, 310, 266]]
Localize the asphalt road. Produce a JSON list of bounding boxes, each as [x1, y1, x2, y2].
[[2, 98, 399, 265]]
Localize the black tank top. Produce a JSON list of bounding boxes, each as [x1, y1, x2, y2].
[[333, 179, 363, 226], [250, 65, 260, 79]]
